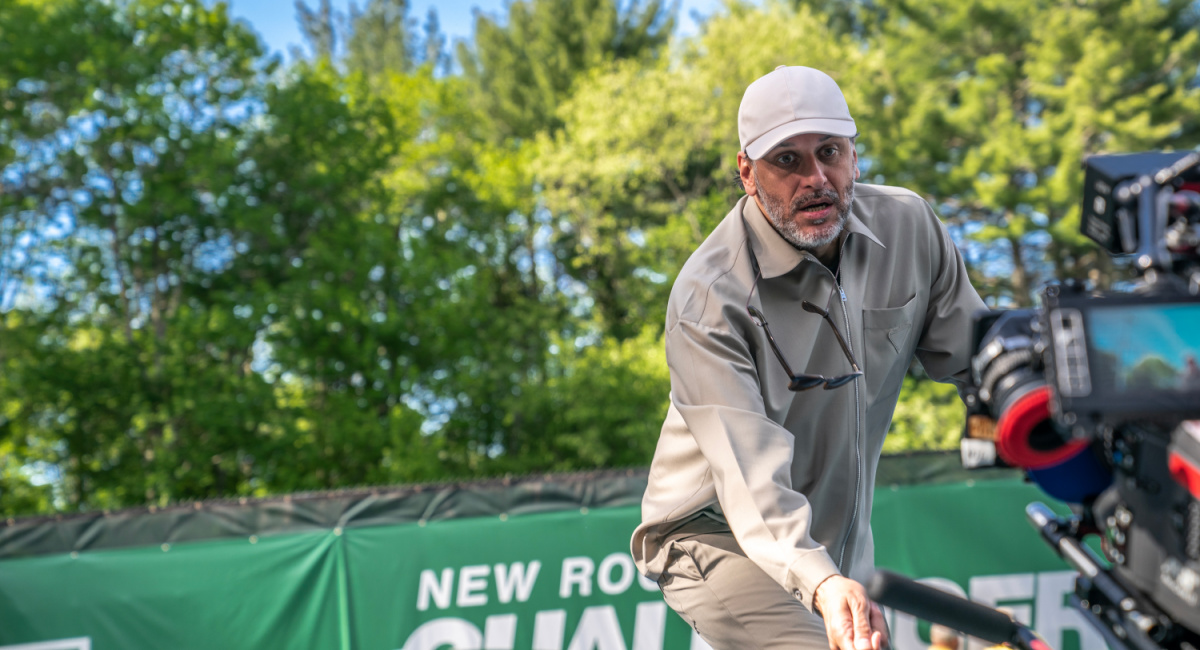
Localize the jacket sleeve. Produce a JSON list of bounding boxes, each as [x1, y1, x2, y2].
[[915, 207, 987, 387], [665, 315, 841, 612]]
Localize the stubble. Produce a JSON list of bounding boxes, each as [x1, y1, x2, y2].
[[753, 167, 856, 252]]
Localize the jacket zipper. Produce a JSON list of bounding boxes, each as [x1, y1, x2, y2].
[[830, 241, 862, 573], [835, 278, 864, 573]]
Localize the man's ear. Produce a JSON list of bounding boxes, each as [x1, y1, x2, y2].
[[851, 146, 860, 181], [737, 151, 757, 196]]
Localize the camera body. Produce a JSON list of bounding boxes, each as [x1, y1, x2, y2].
[[962, 152, 1200, 648]]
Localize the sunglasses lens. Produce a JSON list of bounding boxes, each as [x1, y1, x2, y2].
[[789, 375, 826, 391], [823, 373, 861, 389], [747, 307, 766, 326]]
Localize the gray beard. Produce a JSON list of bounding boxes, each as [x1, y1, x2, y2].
[[753, 169, 855, 252]]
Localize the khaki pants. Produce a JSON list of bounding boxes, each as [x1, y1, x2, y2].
[[657, 531, 831, 650]]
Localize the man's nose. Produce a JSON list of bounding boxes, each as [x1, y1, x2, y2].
[[795, 156, 830, 189]]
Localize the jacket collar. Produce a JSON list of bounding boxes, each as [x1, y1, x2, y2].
[[741, 191, 885, 279]]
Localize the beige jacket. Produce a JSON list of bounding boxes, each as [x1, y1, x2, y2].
[[632, 185, 985, 611]]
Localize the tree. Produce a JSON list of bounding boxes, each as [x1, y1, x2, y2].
[[498, 327, 670, 472], [394, 0, 685, 469], [855, 0, 1200, 306], [295, 0, 447, 78], [1126, 356, 1178, 390], [457, 0, 677, 140], [345, 0, 415, 76], [295, 0, 338, 61], [1, 0, 279, 509], [0, 0, 416, 511], [882, 372, 966, 453]]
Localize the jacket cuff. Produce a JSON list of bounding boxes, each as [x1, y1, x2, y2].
[[784, 552, 841, 613]]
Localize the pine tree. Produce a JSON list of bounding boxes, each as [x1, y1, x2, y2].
[[457, 0, 676, 140], [295, 0, 337, 61], [346, 0, 415, 76]]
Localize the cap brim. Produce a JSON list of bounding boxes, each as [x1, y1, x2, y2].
[[745, 118, 857, 160]]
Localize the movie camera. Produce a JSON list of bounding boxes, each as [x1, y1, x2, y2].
[[870, 151, 1200, 650]]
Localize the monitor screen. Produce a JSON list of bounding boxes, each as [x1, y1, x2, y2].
[[1086, 303, 1200, 394]]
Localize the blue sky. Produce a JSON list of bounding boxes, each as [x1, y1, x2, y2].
[[221, 0, 723, 60]]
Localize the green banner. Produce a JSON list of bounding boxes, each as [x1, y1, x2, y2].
[[0, 477, 1105, 650], [0, 530, 346, 648]]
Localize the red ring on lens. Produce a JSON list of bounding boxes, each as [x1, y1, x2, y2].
[[1168, 451, 1200, 500], [995, 386, 1088, 469]]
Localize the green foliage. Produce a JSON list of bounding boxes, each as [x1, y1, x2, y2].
[[498, 327, 671, 472], [533, 60, 724, 339], [857, 0, 1200, 304], [1126, 356, 1179, 390], [1, 0, 280, 509], [295, 0, 338, 60], [0, 0, 429, 509], [4, 0, 1199, 516], [295, 0, 446, 75], [345, 0, 415, 75], [457, 0, 676, 139], [883, 375, 966, 453]]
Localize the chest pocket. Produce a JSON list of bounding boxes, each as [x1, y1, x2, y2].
[[862, 295, 918, 407]]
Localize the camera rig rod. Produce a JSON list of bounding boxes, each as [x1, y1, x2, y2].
[[1152, 152, 1200, 187], [866, 570, 1048, 650], [1026, 503, 1169, 650]]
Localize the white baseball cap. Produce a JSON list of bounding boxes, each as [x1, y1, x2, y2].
[[738, 65, 857, 160]]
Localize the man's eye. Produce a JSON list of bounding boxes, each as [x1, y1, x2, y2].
[[821, 147, 839, 158], [777, 153, 796, 165]]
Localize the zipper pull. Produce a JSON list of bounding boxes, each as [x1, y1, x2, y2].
[[838, 286, 847, 303]]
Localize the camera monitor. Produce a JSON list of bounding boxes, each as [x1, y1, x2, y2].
[[1047, 293, 1200, 421]]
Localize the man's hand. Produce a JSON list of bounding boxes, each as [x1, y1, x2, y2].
[[813, 575, 889, 650]]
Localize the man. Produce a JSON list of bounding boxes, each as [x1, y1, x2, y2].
[[929, 625, 961, 650], [630, 65, 986, 650]]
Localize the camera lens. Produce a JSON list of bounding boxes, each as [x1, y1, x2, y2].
[[972, 310, 1085, 468]]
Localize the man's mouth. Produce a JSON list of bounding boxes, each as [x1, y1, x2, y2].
[[798, 200, 833, 213], [794, 197, 836, 220]]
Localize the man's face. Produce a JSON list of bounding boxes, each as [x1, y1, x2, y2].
[[738, 133, 859, 255]]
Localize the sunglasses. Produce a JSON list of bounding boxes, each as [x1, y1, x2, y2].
[[745, 267, 863, 391]]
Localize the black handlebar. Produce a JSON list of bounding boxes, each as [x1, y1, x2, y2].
[[866, 569, 1022, 645]]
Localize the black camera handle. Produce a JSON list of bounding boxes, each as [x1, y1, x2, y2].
[[1026, 503, 1169, 650], [865, 570, 1049, 650]]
